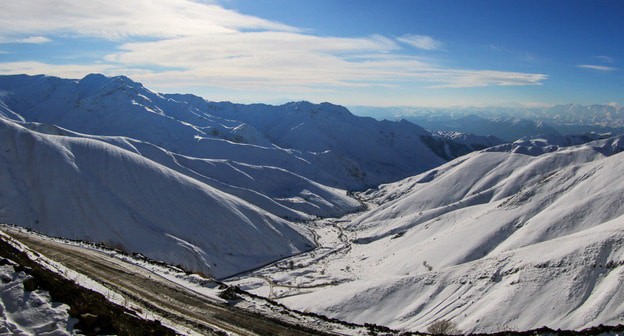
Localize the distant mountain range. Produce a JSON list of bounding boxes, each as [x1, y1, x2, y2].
[[0, 74, 496, 191], [350, 104, 624, 141]]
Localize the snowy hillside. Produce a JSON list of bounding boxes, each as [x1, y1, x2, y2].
[[177, 99, 454, 184], [432, 131, 504, 150], [233, 136, 624, 332], [18, 119, 360, 220], [407, 114, 560, 141], [484, 133, 613, 156], [351, 104, 624, 139], [0, 74, 484, 190], [0, 116, 313, 278]]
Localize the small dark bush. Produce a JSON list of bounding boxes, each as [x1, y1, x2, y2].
[[428, 319, 459, 335]]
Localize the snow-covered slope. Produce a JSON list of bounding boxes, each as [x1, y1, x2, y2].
[[0, 75, 365, 219], [17, 120, 360, 220], [485, 133, 613, 156], [431, 131, 505, 151], [182, 99, 452, 185], [0, 259, 74, 335], [0, 74, 481, 190], [0, 116, 312, 278], [236, 136, 624, 332]]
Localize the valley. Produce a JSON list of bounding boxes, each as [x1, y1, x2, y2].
[[2, 1, 623, 334], [0, 73, 623, 334], [230, 138, 624, 333]]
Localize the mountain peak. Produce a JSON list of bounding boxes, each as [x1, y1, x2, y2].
[[78, 73, 144, 95]]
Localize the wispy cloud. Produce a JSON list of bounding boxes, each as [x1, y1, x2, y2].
[[577, 64, 618, 72], [0, 0, 296, 40], [397, 34, 444, 51], [0, 0, 546, 92], [595, 56, 615, 63], [0, 61, 118, 78], [12, 36, 52, 44], [428, 70, 547, 88]]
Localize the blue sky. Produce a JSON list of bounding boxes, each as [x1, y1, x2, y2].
[[0, 0, 621, 107]]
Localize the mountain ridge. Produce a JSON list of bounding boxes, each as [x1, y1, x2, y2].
[[0, 116, 313, 278], [0, 73, 496, 189]]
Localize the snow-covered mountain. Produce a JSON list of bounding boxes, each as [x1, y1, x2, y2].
[[431, 131, 504, 150], [234, 136, 624, 332], [350, 104, 624, 139], [404, 114, 560, 141], [0, 74, 481, 191], [485, 133, 614, 156], [8, 73, 624, 332], [0, 73, 495, 279], [0, 116, 312, 278], [533, 104, 624, 128]]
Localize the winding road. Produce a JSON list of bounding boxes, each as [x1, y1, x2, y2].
[[1, 227, 335, 336]]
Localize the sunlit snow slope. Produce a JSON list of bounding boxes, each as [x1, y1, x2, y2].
[[0, 74, 486, 191], [0, 117, 312, 278], [280, 137, 624, 332], [0, 74, 370, 219], [0, 73, 489, 282]]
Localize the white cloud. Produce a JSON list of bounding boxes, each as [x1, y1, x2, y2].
[[397, 34, 444, 51], [577, 64, 618, 72], [0, 0, 546, 93], [427, 70, 547, 88], [13, 36, 52, 44], [0, 0, 296, 40]]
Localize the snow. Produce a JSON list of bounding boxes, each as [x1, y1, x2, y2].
[[3, 73, 624, 333], [485, 133, 616, 156], [1, 228, 374, 336], [0, 116, 312, 278], [0, 73, 493, 278], [0, 74, 479, 191], [231, 137, 624, 333], [0, 260, 75, 336]]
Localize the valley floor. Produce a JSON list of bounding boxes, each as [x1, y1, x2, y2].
[[227, 211, 365, 301]]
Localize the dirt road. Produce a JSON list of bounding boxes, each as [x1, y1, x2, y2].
[[1, 228, 334, 336]]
